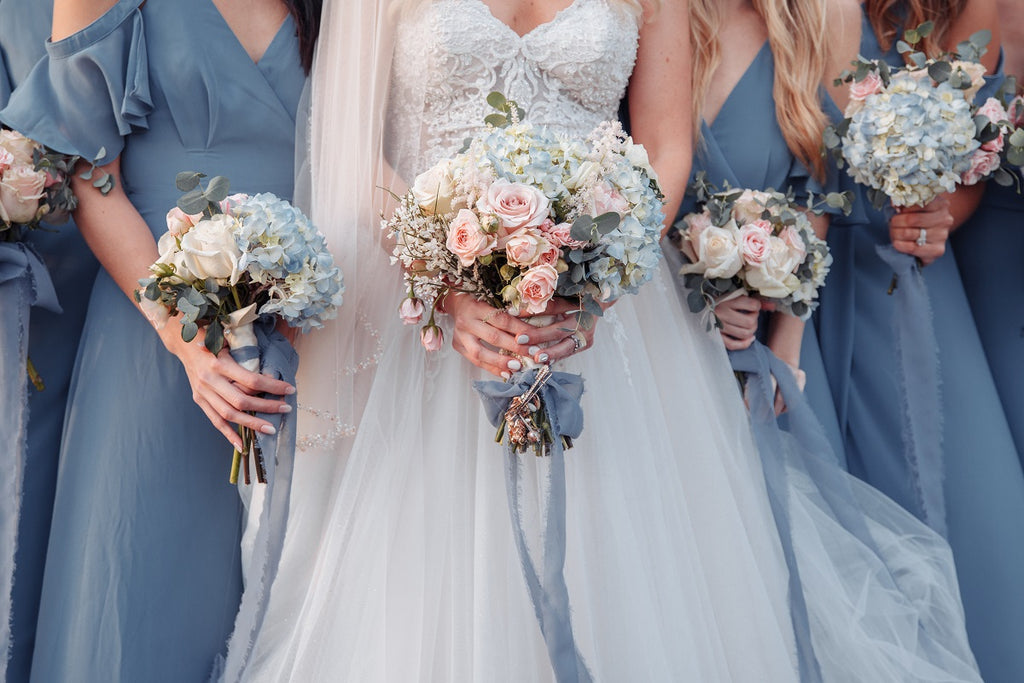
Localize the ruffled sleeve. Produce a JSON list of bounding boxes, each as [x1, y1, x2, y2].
[[0, 0, 151, 164]]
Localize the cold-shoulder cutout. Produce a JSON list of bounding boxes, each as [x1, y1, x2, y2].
[[0, 0, 150, 164], [52, 0, 123, 42]]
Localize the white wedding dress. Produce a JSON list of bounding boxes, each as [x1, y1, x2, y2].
[[217, 1, 981, 681]]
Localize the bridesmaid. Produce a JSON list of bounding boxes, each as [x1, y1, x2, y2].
[[0, 2, 100, 680], [818, 1, 1024, 680], [672, 0, 854, 460], [0, 0, 319, 680], [951, 0, 1024, 458]]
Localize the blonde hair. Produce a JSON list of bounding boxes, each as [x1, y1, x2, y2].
[[690, 0, 828, 180], [866, 0, 968, 56]]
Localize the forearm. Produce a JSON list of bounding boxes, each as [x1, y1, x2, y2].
[[72, 158, 160, 304], [765, 312, 804, 368]]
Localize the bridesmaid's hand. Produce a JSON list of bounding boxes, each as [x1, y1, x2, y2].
[[716, 294, 762, 351], [157, 322, 295, 450], [889, 196, 953, 266], [445, 293, 562, 378]]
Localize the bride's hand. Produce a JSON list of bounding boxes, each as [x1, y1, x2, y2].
[[534, 297, 598, 364], [445, 292, 563, 377], [157, 321, 295, 450]]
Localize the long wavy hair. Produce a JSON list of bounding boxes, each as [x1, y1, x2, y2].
[[690, 0, 828, 180], [865, 0, 968, 55], [284, 0, 323, 73]]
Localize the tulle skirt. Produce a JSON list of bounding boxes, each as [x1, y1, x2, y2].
[[236, 261, 978, 682]]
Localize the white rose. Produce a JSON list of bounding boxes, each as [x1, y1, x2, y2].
[[155, 231, 195, 282], [178, 214, 243, 284], [564, 160, 600, 191], [412, 161, 459, 215], [698, 222, 743, 280], [0, 130, 37, 165], [731, 189, 772, 225], [745, 237, 801, 299], [0, 164, 46, 223]]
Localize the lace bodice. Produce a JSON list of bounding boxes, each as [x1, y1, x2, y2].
[[386, 0, 639, 179]]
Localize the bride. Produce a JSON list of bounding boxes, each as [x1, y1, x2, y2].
[[217, 0, 980, 680]]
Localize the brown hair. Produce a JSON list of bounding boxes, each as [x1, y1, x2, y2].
[[284, 0, 323, 73], [865, 0, 968, 56]]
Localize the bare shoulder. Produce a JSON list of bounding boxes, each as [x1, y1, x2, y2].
[[823, 0, 863, 106], [948, 0, 1001, 71], [52, 0, 123, 42]]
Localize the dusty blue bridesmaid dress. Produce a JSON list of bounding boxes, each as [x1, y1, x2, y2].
[[817, 10, 1024, 681], [0, 1, 305, 680], [953, 181, 1024, 458], [671, 42, 846, 461], [0, 2, 100, 680]]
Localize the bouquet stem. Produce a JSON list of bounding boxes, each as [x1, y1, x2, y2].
[[26, 357, 44, 392]]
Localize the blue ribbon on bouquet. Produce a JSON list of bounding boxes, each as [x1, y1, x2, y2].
[[213, 318, 299, 683], [0, 242, 60, 680], [474, 368, 592, 683], [875, 245, 946, 537]]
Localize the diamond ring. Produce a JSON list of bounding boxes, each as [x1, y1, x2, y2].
[[916, 228, 928, 247]]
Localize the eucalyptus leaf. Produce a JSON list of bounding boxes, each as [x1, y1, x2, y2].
[[992, 167, 1014, 187], [686, 287, 706, 314], [178, 189, 209, 215], [484, 113, 508, 128], [176, 171, 204, 192], [582, 295, 604, 318], [177, 297, 200, 318], [204, 175, 230, 203], [205, 318, 225, 355], [181, 320, 199, 343], [486, 91, 507, 110], [927, 60, 951, 84]]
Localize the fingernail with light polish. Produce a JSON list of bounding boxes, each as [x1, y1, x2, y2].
[[501, 371, 511, 380], [516, 334, 530, 344], [528, 345, 540, 356], [279, 404, 293, 413], [537, 353, 549, 363], [284, 385, 297, 395], [260, 424, 277, 435], [507, 359, 522, 372]]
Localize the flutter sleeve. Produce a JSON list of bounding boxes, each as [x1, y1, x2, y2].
[[0, 0, 151, 164]]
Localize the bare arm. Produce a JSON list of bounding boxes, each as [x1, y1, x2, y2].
[[627, 1, 693, 234]]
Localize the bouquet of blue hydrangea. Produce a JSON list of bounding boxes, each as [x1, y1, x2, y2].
[[137, 172, 344, 483], [825, 23, 1024, 209]]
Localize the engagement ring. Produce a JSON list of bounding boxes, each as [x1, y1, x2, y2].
[[916, 228, 928, 247]]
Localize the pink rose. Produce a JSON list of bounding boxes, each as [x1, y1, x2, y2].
[[540, 220, 587, 248], [43, 169, 63, 188], [515, 263, 559, 315], [779, 226, 807, 272], [747, 219, 773, 234], [446, 209, 496, 267], [679, 212, 712, 263], [850, 72, 884, 102], [537, 243, 562, 266], [505, 230, 551, 267], [399, 297, 425, 325], [0, 130, 37, 165], [590, 181, 629, 216], [961, 149, 1002, 185], [976, 98, 1009, 152], [0, 148, 13, 174], [477, 179, 550, 230], [165, 206, 202, 236], [0, 163, 46, 224], [420, 324, 443, 352], [738, 225, 772, 266]]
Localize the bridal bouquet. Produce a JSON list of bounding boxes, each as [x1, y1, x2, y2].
[[676, 177, 844, 324], [385, 92, 664, 454], [137, 172, 344, 483], [825, 23, 1024, 209]]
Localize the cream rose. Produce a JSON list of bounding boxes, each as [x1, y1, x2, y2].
[[165, 206, 203, 236], [412, 161, 458, 215], [516, 263, 559, 315], [505, 230, 551, 267], [779, 226, 807, 272], [178, 214, 243, 284], [745, 237, 801, 298], [0, 164, 46, 224], [738, 224, 772, 266], [951, 61, 987, 101], [0, 148, 13, 173], [731, 190, 772, 225], [565, 160, 600, 191], [0, 130, 37, 165], [477, 179, 550, 230], [696, 222, 743, 279], [155, 232, 194, 282], [446, 209, 496, 267]]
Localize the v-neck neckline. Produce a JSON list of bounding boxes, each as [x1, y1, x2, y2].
[[207, 1, 291, 66], [473, 0, 582, 40], [704, 40, 770, 130]]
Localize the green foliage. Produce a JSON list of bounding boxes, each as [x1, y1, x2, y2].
[[484, 91, 526, 128], [176, 171, 230, 216]]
